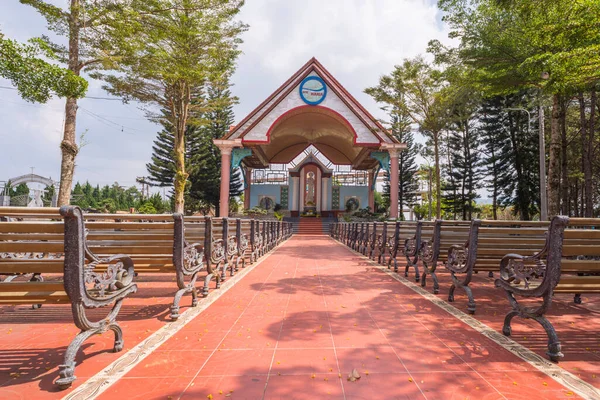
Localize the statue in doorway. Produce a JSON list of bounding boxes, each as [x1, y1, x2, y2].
[[305, 171, 315, 204]]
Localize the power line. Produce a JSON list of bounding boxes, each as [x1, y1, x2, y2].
[[0, 85, 122, 100], [80, 107, 148, 133]]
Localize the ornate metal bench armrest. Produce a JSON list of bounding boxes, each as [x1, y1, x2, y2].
[[182, 241, 205, 276], [446, 244, 469, 274], [495, 252, 550, 297], [404, 236, 418, 257], [80, 253, 137, 308], [419, 239, 435, 264], [210, 238, 225, 264]]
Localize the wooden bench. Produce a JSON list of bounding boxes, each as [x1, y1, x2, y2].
[[495, 216, 600, 362], [419, 220, 471, 294], [443, 220, 549, 314], [384, 221, 420, 279], [83, 212, 205, 320], [0, 206, 137, 389]]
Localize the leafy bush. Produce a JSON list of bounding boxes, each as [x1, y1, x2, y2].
[[245, 206, 268, 216], [138, 202, 157, 214]]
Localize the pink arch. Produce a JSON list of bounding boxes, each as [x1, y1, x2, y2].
[[242, 105, 370, 146]]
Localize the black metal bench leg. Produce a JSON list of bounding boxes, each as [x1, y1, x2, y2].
[[57, 304, 125, 390], [535, 316, 563, 362]]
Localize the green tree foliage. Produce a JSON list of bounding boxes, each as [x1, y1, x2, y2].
[[94, 0, 247, 213], [365, 57, 447, 218], [70, 181, 169, 213], [0, 33, 87, 102], [8, 183, 30, 198]]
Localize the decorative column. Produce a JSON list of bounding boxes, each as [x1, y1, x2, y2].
[[322, 176, 330, 215], [244, 168, 252, 210], [389, 148, 399, 219], [214, 139, 243, 218], [368, 170, 375, 211]]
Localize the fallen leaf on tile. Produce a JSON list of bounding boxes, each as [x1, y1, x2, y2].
[[347, 369, 360, 382]]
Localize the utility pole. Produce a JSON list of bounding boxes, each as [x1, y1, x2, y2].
[[538, 104, 548, 220]]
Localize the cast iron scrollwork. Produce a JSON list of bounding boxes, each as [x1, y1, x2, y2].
[[446, 244, 468, 274]]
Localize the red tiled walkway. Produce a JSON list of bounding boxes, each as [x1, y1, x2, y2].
[[90, 236, 582, 399]]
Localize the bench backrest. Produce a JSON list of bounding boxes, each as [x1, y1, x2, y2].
[[473, 220, 550, 270], [83, 213, 177, 273]]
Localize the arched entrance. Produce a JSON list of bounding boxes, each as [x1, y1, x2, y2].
[[0, 173, 58, 207], [214, 57, 406, 218]]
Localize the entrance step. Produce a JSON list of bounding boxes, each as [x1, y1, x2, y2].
[[284, 217, 336, 235]]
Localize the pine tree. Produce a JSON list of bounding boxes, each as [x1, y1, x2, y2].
[[497, 93, 540, 220], [478, 93, 540, 220], [146, 116, 177, 187], [479, 97, 508, 220], [442, 118, 481, 220]]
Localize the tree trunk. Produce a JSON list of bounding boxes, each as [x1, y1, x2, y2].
[[585, 89, 596, 217], [57, 0, 81, 206], [547, 93, 562, 217], [173, 131, 187, 214], [434, 131, 441, 219], [172, 83, 190, 214], [559, 97, 568, 215]]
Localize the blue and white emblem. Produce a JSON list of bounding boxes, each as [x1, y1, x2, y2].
[[299, 76, 327, 105]]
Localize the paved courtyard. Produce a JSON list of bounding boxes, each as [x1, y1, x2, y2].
[[1, 235, 599, 399]]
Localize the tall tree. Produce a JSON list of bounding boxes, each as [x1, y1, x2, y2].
[[20, 0, 131, 206], [365, 57, 447, 218], [95, 0, 247, 213]]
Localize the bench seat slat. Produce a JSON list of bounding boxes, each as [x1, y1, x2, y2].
[[0, 260, 64, 273], [0, 281, 65, 292], [0, 242, 63, 253]]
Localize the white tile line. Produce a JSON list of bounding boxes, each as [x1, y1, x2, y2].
[[62, 241, 289, 400], [338, 238, 600, 400]]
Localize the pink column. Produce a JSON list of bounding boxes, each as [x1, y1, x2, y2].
[[219, 148, 232, 217], [389, 149, 399, 219], [244, 168, 252, 210], [368, 170, 375, 211]]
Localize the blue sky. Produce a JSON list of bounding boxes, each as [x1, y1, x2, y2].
[[0, 0, 450, 191]]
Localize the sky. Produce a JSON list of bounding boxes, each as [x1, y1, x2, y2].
[[0, 0, 451, 193]]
